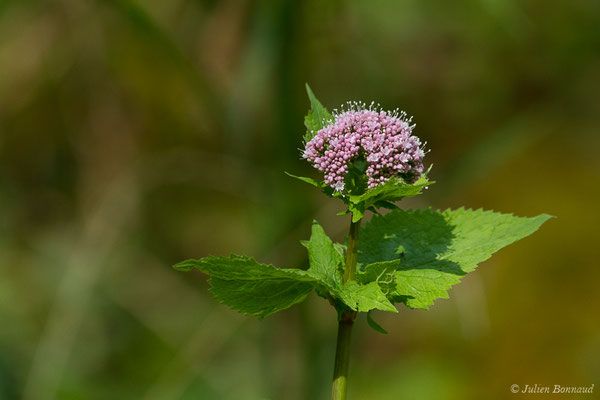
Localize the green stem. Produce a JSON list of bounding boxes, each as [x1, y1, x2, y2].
[[331, 217, 361, 400], [331, 310, 356, 399], [343, 219, 360, 282]]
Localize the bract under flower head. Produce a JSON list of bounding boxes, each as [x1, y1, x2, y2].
[[303, 102, 425, 193]]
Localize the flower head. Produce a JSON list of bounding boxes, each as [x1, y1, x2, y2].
[[303, 102, 426, 192]]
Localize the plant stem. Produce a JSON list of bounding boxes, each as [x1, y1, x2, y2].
[[331, 309, 356, 400], [343, 219, 360, 282], [331, 217, 361, 400]]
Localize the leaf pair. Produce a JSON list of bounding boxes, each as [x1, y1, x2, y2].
[[174, 208, 552, 320]]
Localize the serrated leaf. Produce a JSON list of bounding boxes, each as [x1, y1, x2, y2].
[[337, 281, 397, 313], [174, 255, 316, 318], [367, 311, 388, 334], [303, 221, 344, 289], [359, 208, 553, 309], [304, 84, 333, 142]]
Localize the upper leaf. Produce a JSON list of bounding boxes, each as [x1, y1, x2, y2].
[[348, 175, 433, 222], [304, 84, 333, 142], [285, 172, 322, 188], [174, 255, 316, 318], [359, 208, 553, 309]]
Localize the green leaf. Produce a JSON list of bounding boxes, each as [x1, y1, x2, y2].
[[357, 260, 400, 296], [302, 221, 397, 313], [359, 208, 553, 310], [337, 281, 398, 313], [303, 221, 344, 289], [349, 175, 432, 210], [304, 84, 333, 142], [367, 311, 388, 334], [285, 171, 321, 187], [348, 202, 366, 223], [174, 255, 316, 318], [333, 243, 347, 261], [372, 200, 399, 211]]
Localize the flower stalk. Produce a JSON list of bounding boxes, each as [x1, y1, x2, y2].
[[331, 217, 361, 400]]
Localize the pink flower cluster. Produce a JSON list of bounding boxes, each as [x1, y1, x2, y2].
[[303, 102, 425, 192]]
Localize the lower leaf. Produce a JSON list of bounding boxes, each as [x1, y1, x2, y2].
[[174, 255, 317, 318]]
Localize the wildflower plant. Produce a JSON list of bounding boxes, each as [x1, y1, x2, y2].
[[174, 85, 552, 400]]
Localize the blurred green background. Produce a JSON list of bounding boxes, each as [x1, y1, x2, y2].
[[1, 0, 599, 399]]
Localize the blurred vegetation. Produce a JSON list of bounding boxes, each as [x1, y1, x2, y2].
[[1, 0, 599, 399]]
